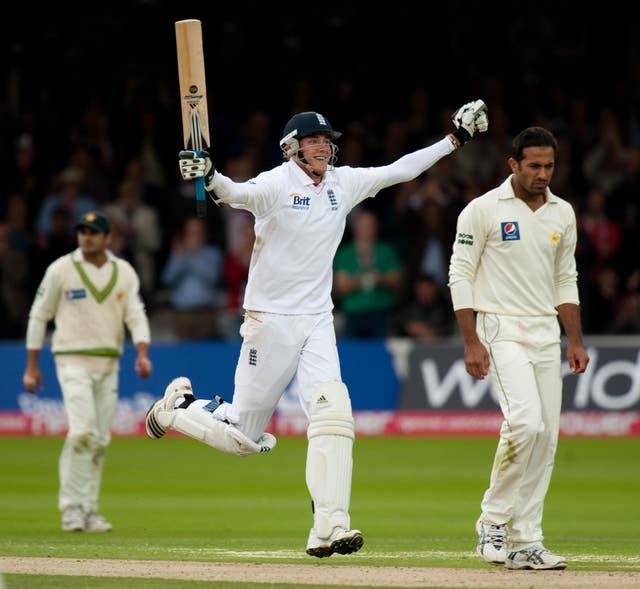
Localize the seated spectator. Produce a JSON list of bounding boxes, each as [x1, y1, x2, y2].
[[220, 212, 254, 341], [334, 207, 402, 338], [161, 217, 224, 340], [103, 176, 161, 304], [0, 221, 30, 338], [35, 167, 96, 248], [391, 273, 455, 342]]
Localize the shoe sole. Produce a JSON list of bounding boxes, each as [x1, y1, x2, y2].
[[506, 560, 567, 570], [306, 533, 364, 558], [145, 400, 166, 439]]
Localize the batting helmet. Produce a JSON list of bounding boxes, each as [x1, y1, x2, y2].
[[279, 111, 342, 158]]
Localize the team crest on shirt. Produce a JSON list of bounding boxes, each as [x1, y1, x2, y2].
[[500, 221, 520, 241], [550, 231, 560, 245], [327, 189, 338, 210], [290, 192, 311, 210]]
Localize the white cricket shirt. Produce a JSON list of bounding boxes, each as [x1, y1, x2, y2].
[[448, 175, 580, 316], [211, 138, 455, 314]]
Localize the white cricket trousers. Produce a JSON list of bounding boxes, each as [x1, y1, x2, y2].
[[55, 361, 118, 513], [213, 311, 342, 439], [476, 312, 562, 550]]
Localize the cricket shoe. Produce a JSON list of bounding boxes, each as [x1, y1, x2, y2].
[[85, 512, 112, 532], [505, 545, 567, 570], [476, 519, 507, 564], [145, 376, 195, 439], [306, 527, 364, 558], [62, 506, 86, 532]]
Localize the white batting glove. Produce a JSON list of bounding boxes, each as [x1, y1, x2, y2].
[[178, 150, 215, 188], [451, 100, 489, 146]]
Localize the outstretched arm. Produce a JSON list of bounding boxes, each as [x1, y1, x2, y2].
[[381, 100, 489, 187]]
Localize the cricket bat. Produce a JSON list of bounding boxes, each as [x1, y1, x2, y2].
[[175, 19, 210, 217]]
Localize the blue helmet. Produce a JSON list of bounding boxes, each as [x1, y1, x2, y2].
[[280, 111, 341, 158]]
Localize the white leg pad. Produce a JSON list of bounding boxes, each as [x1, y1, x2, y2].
[[306, 381, 355, 539], [158, 399, 275, 457]]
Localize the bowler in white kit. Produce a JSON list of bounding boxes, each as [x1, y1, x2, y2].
[[448, 126, 589, 570], [146, 102, 488, 556]]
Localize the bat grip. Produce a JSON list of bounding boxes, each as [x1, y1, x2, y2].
[[194, 149, 207, 217]]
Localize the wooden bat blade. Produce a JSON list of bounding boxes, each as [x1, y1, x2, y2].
[[175, 19, 210, 150], [175, 19, 210, 217]]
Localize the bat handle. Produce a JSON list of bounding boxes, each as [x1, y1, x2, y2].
[[194, 149, 207, 217]]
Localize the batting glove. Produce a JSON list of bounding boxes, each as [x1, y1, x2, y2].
[[179, 150, 215, 188], [451, 100, 489, 146]]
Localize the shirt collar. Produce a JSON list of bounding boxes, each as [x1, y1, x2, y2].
[[71, 248, 114, 263], [287, 159, 335, 187], [499, 174, 559, 203]]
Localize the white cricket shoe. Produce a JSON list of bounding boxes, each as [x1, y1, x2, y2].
[[145, 377, 194, 439], [476, 519, 507, 564], [85, 512, 112, 532], [505, 545, 567, 570], [306, 527, 364, 558], [62, 506, 85, 532]]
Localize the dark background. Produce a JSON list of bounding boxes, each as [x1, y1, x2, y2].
[[1, 1, 639, 338]]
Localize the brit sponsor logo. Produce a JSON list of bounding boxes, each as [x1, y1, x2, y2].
[[249, 347, 257, 366], [500, 221, 520, 241], [65, 289, 86, 300], [290, 192, 311, 210]]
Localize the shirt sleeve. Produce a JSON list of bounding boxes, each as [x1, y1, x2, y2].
[[553, 204, 580, 306], [26, 261, 61, 349], [448, 199, 486, 311], [343, 137, 456, 208], [123, 266, 151, 344], [210, 169, 280, 217]]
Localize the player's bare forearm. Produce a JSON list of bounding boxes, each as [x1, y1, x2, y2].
[[454, 308, 489, 379], [557, 303, 584, 346], [557, 303, 589, 374]]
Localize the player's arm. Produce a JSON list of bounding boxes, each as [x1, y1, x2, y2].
[[23, 263, 61, 394], [374, 100, 489, 189], [557, 303, 589, 374], [448, 200, 490, 379], [554, 206, 588, 374], [122, 268, 152, 379]]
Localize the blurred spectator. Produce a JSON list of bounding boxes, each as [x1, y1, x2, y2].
[[334, 207, 402, 338], [103, 176, 161, 304], [391, 274, 455, 342], [30, 207, 76, 291], [582, 109, 628, 194], [161, 217, 224, 340], [35, 167, 96, 247], [608, 270, 640, 334], [0, 221, 30, 338], [579, 187, 622, 280], [220, 212, 254, 341]]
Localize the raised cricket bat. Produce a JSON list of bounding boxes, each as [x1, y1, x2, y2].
[[175, 19, 210, 217]]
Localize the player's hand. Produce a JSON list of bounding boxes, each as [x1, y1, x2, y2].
[[451, 100, 489, 146], [135, 355, 152, 379], [23, 368, 43, 395], [179, 150, 215, 188]]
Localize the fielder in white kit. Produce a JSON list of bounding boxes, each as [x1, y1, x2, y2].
[[448, 127, 589, 570], [23, 211, 153, 532], [145, 101, 488, 557]]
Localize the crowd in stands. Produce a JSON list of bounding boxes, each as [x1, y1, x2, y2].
[[1, 5, 638, 341]]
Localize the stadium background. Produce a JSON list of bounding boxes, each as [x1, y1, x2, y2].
[[0, 2, 638, 434]]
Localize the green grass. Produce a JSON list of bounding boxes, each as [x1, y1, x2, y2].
[[0, 435, 639, 587]]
